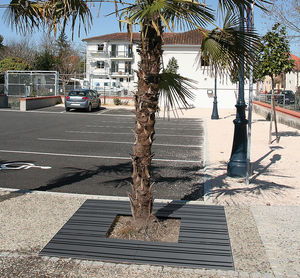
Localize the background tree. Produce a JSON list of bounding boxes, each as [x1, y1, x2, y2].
[[263, 0, 300, 34], [0, 35, 4, 84], [0, 35, 4, 50], [7, 0, 267, 228], [54, 32, 82, 89], [33, 34, 57, 70], [34, 49, 56, 70], [0, 56, 32, 71], [0, 39, 37, 66], [256, 23, 295, 143], [165, 57, 179, 74], [256, 23, 295, 90]]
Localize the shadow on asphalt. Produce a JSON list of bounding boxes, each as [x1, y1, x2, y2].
[[24, 162, 204, 201]]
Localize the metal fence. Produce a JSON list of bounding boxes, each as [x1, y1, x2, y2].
[[0, 84, 4, 95], [255, 93, 300, 112], [5, 71, 59, 97]]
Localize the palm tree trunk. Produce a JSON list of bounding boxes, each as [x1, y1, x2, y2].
[[129, 20, 163, 225]]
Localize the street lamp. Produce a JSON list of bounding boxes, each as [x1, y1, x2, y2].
[[227, 6, 248, 177], [211, 67, 219, 119]]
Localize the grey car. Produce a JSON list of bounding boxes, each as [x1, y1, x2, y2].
[[65, 89, 101, 112]]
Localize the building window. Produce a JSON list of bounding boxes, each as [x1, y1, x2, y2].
[[97, 44, 104, 51], [127, 77, 131, 82], [127, 44, 133, 57], [120, 78, 124, 82], [111, 61, 119, 73], [125, 61, 132, 73], [96, 61, 105, 69], [111, 44, 117, 57]]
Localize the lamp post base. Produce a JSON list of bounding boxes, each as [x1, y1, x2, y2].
[[227, 159, 247, 177], [227, 104, 248, 178], [211, 97, 219, 120]]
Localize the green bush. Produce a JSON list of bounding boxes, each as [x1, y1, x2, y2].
[[113, 98, 122, 105]]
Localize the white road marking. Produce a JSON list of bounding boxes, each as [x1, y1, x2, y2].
[[86, 125, 201, 130], [0, 149, 201, 164], [92, 120, 202, 126], [98, 113, 134, 117], [0, 162, 51, 170], [66, 131, 202, 138], [38, 138, 202, 148]]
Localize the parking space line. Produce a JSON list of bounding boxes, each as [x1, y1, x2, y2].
[[66, 131, 202, 138], [0, 149, 201, 164], [38, 138, 202, 148], [86, 125, 201, 130]]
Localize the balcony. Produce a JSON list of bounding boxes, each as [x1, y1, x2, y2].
[[89, 51, 109, 58], [92, 68, 110, 75], [110, 51, 133, 60], [110, 69, 134, 77]]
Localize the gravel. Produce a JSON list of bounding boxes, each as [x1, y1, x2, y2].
[[225, 206, 272, 273], [251, 206, 300, 277], [0, 190, 299, 277]]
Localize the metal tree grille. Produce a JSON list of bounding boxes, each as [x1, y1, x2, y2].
[[40, 200, 234, 270]]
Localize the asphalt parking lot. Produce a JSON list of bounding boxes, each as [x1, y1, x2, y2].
[[0, 106, 205, 200]]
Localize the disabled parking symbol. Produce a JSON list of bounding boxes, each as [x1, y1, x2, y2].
[[0, 162, 51, 170]]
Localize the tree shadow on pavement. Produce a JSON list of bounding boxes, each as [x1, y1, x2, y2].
[[31, 162, 133, 192], [29, 162, 204, 200], [205, 147, 294, 201], [0, 159, 36, 203]]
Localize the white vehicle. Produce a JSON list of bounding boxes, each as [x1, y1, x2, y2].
[[71, 78, 128, 96]]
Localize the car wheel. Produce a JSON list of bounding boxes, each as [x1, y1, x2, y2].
[[86, 103, 92, 112], [65, 107, 70, 112]]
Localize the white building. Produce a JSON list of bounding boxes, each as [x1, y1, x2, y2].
[[286, 54, 300, 92], [83, 30, 248, 108]]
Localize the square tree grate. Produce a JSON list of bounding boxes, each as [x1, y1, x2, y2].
[[40, 199, 234, 270]]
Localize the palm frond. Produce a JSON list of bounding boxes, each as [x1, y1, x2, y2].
[[218, 0, 270, 13], [158, 71, 197, 111], [119, 0, 215, 39], [6, 0, 94, 38], [199, 9, 260, 74]]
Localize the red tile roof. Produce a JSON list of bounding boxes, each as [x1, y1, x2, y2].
[[163, 29, 205, 45], [290, 54, 300, 71], [82, 32, 141, 42], [83, 30, 204, 45]]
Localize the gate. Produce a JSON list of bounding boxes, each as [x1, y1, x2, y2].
[[4, 71, 59, 97]]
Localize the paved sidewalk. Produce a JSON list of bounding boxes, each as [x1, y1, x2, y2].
[[0, 107, 299, 277]]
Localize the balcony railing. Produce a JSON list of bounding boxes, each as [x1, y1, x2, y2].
[[110, 69, 133, 75], [110, 51, 133, 58], [90, 51, 108, 57]]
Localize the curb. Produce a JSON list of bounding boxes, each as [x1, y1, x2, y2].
[[0, 187, 208, 206], [203, 118, 213, 203]]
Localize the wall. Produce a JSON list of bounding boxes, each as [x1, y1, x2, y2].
[[20, 96, 62, 111], [0, 95, 8, 108], [285, 71, 299, 92], [85, 41, 254, 109], [163, 45, 246, 109], [253, 100, 300, 129]]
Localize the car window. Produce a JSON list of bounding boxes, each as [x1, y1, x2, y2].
[[69, 91, 87, 97]]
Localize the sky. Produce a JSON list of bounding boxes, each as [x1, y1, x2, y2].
[[0, 0, 299, 56]]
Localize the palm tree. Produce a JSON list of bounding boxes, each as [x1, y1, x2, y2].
[[6, 0, 266, 227]]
